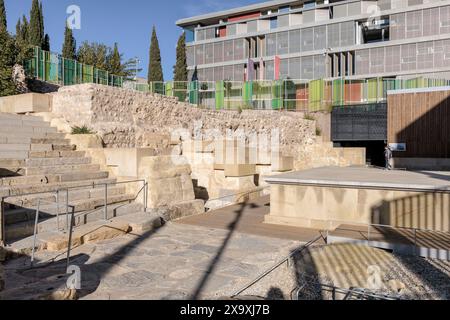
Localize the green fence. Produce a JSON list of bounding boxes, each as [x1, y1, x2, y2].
[[25, 47, 450, 113]]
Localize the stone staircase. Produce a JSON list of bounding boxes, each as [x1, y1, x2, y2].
[[0, 112, 153, 249]]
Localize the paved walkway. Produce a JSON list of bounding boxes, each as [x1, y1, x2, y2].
[[177, 196, 325, 243], [1, 222, 308, 300]]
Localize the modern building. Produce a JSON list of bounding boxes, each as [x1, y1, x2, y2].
[[176, 0, 450, 82]]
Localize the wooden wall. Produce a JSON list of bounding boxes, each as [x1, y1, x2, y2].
[[388, 89, 450, 158]]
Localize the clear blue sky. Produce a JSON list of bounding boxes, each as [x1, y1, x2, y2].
[[4, 0, 260, 80]]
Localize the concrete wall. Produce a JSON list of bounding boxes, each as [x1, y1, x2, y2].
[[266, 184, 450, 232]]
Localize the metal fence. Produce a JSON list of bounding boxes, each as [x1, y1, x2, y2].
[[24, 47, 450, 112]]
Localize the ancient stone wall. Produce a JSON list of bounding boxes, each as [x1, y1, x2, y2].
[[51, 84, 317, 154]]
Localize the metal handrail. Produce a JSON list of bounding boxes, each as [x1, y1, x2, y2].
[[231, 235, 324, 298], [1, 179, 148, 268]]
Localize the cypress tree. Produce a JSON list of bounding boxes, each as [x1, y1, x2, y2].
[[29, 0, 43, 47], [147, 26, 163, 83], [0, 29, 18, 96], [0, 0, 6, 32], [108, 43, 122, 75], [62, 23, 76, 59], [15, 15, 32, 62], [42, 33, 50, 51], [173, 33, 188, 82]]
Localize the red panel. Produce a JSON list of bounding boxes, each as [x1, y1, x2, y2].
[[228, 12, 261, 22], [219, 26, 227, 38]]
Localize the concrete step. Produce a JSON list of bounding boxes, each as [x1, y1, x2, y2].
[[5, 185, 127, 211], [5, 199, 141, 241], [0, 150, 29, 160], [24, 163, 100, 176], [1, 171, 110, 188]]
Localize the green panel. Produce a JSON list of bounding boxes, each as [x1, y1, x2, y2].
[[309, 79, 324, 112], [166, 81, 173, 97], [189, 81, 199, 105], [271, 80, 282, 110], [243, 81, 253, 108], [332, 79, 344, 106], [215, 81, 224, 110]]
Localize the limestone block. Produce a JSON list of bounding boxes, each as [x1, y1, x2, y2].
[[182, 140, 215, 153], [224, 164, 256, 177], [66, 134, 103, 150], [50, 118, 72, 134], [271, 156, 294, 172], [0, 93, 50, 113], [138, 156, 191, 180], [114, 212, 162, 233], [77, 220, 131, 244], [215, 141, 255, 166], [147, 175, 195, 208], [154, 200, 205, 222], [104, 148, 163, 177]]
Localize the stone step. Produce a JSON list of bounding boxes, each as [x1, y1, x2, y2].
[[25, 157, 92, 167], [5, 200, 142, 241], [5, 185, 127, 210], [1, 171, 110, 188], [0, 112, 45, 122], [0, 144, 53, 152], [24, 163, 100, 176], [5, 186, 128, 224], [0, 132, 66, 140], [0, 119, 51, 128], [0, 150, 29, 160], [29, 150, 86, 159], [0, 125, 57, 134], [6, 177, 116, 197]]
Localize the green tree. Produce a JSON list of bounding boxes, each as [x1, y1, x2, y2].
[[28, 0, 44, 47], [147, 26, 163, 83], [62, 23, 76, 59], [42, 33, 50, 51], [173, 33, 187, 82], [0, 0, 6, 32], [15, 15, 33, 62], [0, 29, 18, 96], [107, 43, 122, 75], [77, 41, 109, 70]]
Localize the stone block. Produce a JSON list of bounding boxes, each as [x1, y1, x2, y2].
[[138, 156, 191, 180], [224, 164, 256, 177], [153, 199, 205, 222], [65, 134, 103, 149], [271, 156, 294, 172], [114, 212, 162, 233], [0, 93, 51, 113], [182, 140, 215, 154]]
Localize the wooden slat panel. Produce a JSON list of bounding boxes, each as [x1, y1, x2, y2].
[[388, 89, 450, 158]]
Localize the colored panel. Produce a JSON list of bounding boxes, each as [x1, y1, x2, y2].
[[228, 12, 260, 22]]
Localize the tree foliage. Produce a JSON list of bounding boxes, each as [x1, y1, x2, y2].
[[148, 26, 163, 83], [0, 0, 6, 32], [62, 23, 76, 59], [28, 0, 44, 47], [173, 33, 187, 82], [0, 29, 18, 96]]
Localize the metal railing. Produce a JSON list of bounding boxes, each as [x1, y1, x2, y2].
[[1, 179, 148, 269], [231, 235, 324, 298], [325, 219, 450, 257]]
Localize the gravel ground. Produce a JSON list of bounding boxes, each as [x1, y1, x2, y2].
[[239, 243, 450, 300]]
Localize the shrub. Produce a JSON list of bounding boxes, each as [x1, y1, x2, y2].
[[71, 125, 94, 134], [304, 114, 316, 121]]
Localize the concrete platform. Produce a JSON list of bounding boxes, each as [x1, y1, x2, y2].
[[265, 166, 450, 192], [265, 167, 450, 232]]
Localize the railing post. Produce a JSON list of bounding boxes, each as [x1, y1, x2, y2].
[[0, 197, 5, 246], [104, 184, 108, 221], [368, 224, 371, 246], [144, 181, 148, 212], [414, 229, 418, 256], [66, 208, 75, 271], [56, 190, 60, 232], [31, 199, 41, 266], [65, 189, 69, 231]]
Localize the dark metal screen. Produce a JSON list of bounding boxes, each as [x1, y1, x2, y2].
[[331, 103, 387, 141]]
